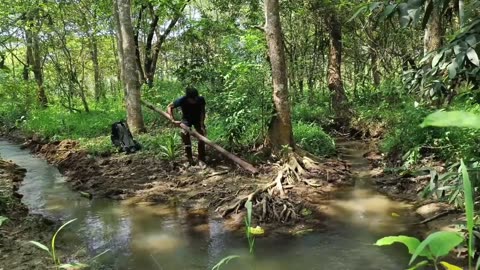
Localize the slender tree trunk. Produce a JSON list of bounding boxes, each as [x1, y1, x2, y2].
[[25, 29, 48, 107], [423, 0, 444, 55], [116, 0, 146, 133], [112, 5, 124, 91], [325, 12, 350, 124], [90, 35, 102, 102], [265, 0, 294, 150], [370, 48, 381, 87]]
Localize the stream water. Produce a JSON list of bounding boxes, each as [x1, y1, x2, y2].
[[0, 139, 419, 269]]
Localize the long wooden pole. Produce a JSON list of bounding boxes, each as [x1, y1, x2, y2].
[[141, 99, 259, 174]]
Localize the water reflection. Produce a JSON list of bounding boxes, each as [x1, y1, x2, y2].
[[0, 140, 412, 269]]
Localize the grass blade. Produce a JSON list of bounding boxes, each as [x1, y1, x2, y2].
[[29, 240, 51, 254], [461, 160, 474, 269], [211, 255, 240, 270], [52, 218, 77, 265]]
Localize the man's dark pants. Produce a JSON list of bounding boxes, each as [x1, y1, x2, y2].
[[181, 121, 205, 162]]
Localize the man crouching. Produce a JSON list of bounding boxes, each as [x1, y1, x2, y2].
[[167, 87, 206, 165]]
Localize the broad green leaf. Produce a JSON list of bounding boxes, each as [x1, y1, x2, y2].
[[466, 35, 477, 47], [467, 47, 479, 66], [409, 231, 464, 265], [407, 260, 429, 270], [432, 52, 443, 68], [439, 261, 462, 270], [382, 4, 397, 20], [398, 3, 411, 27], [59, 263, 89, 269], [375, 236, 426, 256], [421, 111, 480, 129], [29, 241, 51, 254], [447, 61, 458, 79], [0, 216, 8, 226], [461, 160, 474, 269]]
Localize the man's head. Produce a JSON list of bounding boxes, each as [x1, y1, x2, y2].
[[185, 87, 199, 100]]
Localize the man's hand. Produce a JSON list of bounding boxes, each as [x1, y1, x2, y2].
[[172, 120, 182, 126]]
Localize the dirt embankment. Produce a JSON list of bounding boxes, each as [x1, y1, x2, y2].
[[18, 134, 352, 226], [0, 159, 53, 269]]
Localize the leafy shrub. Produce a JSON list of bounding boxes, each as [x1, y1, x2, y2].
[[293, 122, 335, 156], [292, 99, 332, 126]]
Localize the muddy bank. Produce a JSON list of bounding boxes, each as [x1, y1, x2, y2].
[[0, 159, 53, 269], [361, 139, 467, 239], [16, 134, 352, 227]]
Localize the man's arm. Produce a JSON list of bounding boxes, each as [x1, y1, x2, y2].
[[200, 98, 206, 134], [167, 102, 181, 125]]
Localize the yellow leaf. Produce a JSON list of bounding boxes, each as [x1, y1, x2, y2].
[[439, 261, 463, 270], [248, 226, 264, 235], [391, 212, 400, 217]]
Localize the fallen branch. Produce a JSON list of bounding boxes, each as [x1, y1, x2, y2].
[[141, 99, 259, 174]]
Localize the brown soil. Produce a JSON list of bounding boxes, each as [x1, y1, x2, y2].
[[0, 159, 53, 269], [18, 135, 352, 227]]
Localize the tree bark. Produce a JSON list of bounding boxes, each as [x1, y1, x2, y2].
[[423, 0, 444, 55], [325, 12, 350, 124], [115, 0, 146, 133], [25, 29, 48, 108], [90, 35, 103, 102], [370, 47, 381, 87], [265, 0, 294, 150], [112, 2, 124, 91]]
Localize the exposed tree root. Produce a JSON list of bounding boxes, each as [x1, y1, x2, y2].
[[217, 151, 324, 223]]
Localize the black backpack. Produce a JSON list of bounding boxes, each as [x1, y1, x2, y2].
[[110, 121, 141, 154]]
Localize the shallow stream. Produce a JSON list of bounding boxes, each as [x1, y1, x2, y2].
[[0, 139, 420, 269]]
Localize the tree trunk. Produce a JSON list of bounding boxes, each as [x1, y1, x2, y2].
[[423, 0, 444, 55], [90, 35, 103, 102], [265, 0, 294, 150], [112, 3, 124, 91], [370, 48, 381, 87], [115, 0, 146, 133], [325, 12, 350, 124], [25, 29, 48, 108]]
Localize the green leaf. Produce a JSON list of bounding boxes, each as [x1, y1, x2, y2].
[[467, 47, 479, 66], [211, 255, 240, 270], [245, 200, 252, 225], [432, 52, 443, 68], [466, 35, 477, 47], [421, 111, 480, 129], [409, 231, 464, 265], [447, 61, 458, 79], [52, 219, 77, 264], [381, 4, 397, 20], [348, 4, 369, 22], [375, 236, 426, 256], [0, 216, 8, 226], [461, 160, 474, 269], [407, 260, 429, 270], [29, 241, 51, 254]]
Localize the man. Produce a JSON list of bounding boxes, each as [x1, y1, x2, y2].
[[167, 87, 206, 165]]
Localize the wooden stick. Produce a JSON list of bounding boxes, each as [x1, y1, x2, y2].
[[141, 99, 259, 174]]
